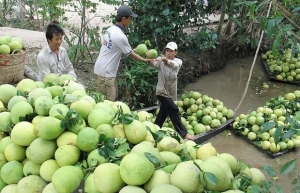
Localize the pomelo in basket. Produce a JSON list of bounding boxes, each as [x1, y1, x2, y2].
[[171, 161, 204, 193], [11, 121, 37, 147], [120, 185, 147, 193], [0, 36, 10, 45], [10, 101, 33, 124], [36, 116, 64, 140], [0, 84, 17, 105], [54, 144, 81, 167], [17, 175, 47, 193], [150, 184, 182, 193], [23, 160, 40, 176], [27, 138, 57, 164], [0, 160, 24, 184], [70, 99, 93, 120], [40, 159, 59, 182], [52, 165, 84, 193], [157, 136, 181, 154], [77, 127, 100, 152], [8, 40, 22, 51], [84, 173, 100, 193], [0, 45, 10, 54], [120, 152, 155, 185], [94, 163, 125, 192], [88, 108, 114, 129], [135, 44, 148, 56], [144, 170, 170, 193], [7, 95, 27, 111], [0, 112, 12, 132], [124, 120, 147, 144], [16, 78, 36, 93]]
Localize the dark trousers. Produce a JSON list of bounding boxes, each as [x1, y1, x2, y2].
[[155, 95, 188, 138]]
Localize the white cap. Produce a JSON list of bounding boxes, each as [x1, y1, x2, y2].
[[165, 42, 178, 50]]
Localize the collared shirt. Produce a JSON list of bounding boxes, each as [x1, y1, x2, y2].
[[94, 25, 133, 77], [37, 45, 77, 81], [149, 57, 182, 100]]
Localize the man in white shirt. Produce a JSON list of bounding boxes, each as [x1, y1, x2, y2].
[[37, 23, 77, 82], [94, 5, 153, 101]]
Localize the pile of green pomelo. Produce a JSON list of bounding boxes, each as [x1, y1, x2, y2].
[[0, 35, 25, 55], [0, 73, 273, 193], [262, 49, 300, 82]]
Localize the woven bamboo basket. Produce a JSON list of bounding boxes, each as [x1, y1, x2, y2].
[[0, 49, 26, 85]]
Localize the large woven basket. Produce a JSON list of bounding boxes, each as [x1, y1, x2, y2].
[[0, 49, 26, 85]]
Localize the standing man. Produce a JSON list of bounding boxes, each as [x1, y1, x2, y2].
[[94, 5, 152, 101], [37, 22, 78, 82], [148, 42, 194, 140]]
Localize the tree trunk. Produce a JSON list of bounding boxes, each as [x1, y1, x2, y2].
[[217, 0, 228, 37]]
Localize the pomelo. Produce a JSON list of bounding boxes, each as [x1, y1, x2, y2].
[[34, 96, 55, 116], [43, 73, 59, 85], [11, 121, 37, 146], [0, 112, 12, 132], [56, 131, 77, 147], [46, 85, 64, 98], [0, 160, 24, 184], [72, 89, 87, 98], [94, 163, 125, 192], [87, 148, 106, 167], [146, 49, 158, 59], [196, 142, 217, 160], [31, 115, 45, 127], [170, 161, 204, 193], [0, 153, 7, 170], [34, 81, 45, 88], [8, 40, 22, 51], [23, 160, 40, 176], [96, 123, 115, 138], [70, 99, 93, 120], [7, 95, 27, 111], [40, 159, 60, 182], [10, 101, 33, 124], [68, 117, 86, 134], [120, 185, 147, 193], [157, 136, 181, 154], [120, 152, 155, 185], [144, 170, 171, 193], [1, 184, 18, 193], [135, 44, 148, 56], [36, 116, 64, 140], [17, 175, 47, 193], [137, 110, 151, 122], [66, 82, 85, 94], [77, 127, 100, 152], [150, 184, 182, 193], [87, 108, 114, 129], [93, 102, 115, 115], [54, 144, 81, 167], [0, 136, 12, 153], [124, 120, 147, 144], [205, 156, 234, 180], [0, 84, 17, 105], [16, 78, 36, 93], [41, 183, 59, 193], [80, 95, 96, 106], [27, 137, 57, 164], [249, 167, 266, 186], [0, 36, 10, 45], [52, 165, 84, 193], [59, 74, 74, 85], [112, 101, 131, 114], [49, 103, 69, 120], [113, 124, 126, 139], [219, 153, 240, 175], [28, 88, 52, 105], [143, 120, 157, 133], [84, 173, 101, 193], [4, 143, 26, 162]]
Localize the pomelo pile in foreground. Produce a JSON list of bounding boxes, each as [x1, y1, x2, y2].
[[0, 74, 294, 193]]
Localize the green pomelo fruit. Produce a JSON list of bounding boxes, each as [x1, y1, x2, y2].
[[70, 99, 93, 120], [0, 36, 10, 45], [205, 156, 234, 180], [144, 130, 155, 145], [120, 152, 155, 185], [54, 144, 80, 167], [27, 138, 57, 164], [28, 88, 52, 105], [39, 183, 59, 193], [0, 112, 12, 132], [34, 96, 55, 116], [249, 167, 266, 186], [111, 101, 131, 114], [84, 173, 101, 193], [53, 93, 78, 106], [72, 89, 87, 98], [56, 131, 77, 147], [113, 124, 126, 139], [96, 123, 114, 138], [10, 101, 33, 124], [23, 160, 40, 176], [0, 160, 24, 184], [0, 84, 17, 105], [87, 148, 106, 167], [34, 81, 45, 88], [59, 74, 74, 85], [43, 73, 59, 85], [146, 49, 158, 59], [120, 185, 147, 193], [31, 115, 45, 126], [142, 120, 157, 133], [199, 161, 231, 191], [170, 161, 204, 193], [150, 184, 182, 193], [144, 170, 170, 193], [80, 95, 96, 106], [8, 40, 22, 51], [40, 159, 59, 182], [77, 127, 100, 152], [135, 44, 148, 56], [162, 163, 177, 174], [0, 136, 12, 153], [7, 96, 27, 111], [36, 116, 64, 140], [49, 103, 69, 120], [1, 184, 18, 193], [4, 143, 26, 161], [16, 78, 36, 93], [88, 108, 114, 129], [124, 120, 147, 144], [52, 165, 84, 193], [46, 85, 64, 98], [157, 137, 181, 154], [222, 190, 245, 193], [94, 163, 125, 193], [197, 142, 217, 160], [0, 177, 7, 191], [137, 110, 151, 122], [219, 153, 240, 175], [93, 102, 115, 115], [11, 121, 37, 146], [202, 115, 212, 125], [68, 117, 86, 134], [17, 175, 47, 193], [0, 153, 7, 170], [66, 82, 85, 94], [130, 142, 164, 167]]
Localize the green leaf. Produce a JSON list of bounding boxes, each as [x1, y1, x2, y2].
[[273, 126, 283, 145], [280, 159, 296, 175], [281, 130, 297, 141], [275, 185, 283, 193], [259, 122, 276, 133], [204, 172, 217, 185], [261, 165, 277, 178], [145, 152, 160, 165], [115, 143, 129, 157]]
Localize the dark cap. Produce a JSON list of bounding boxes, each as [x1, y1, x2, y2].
[[117, 5, 138, 18]]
